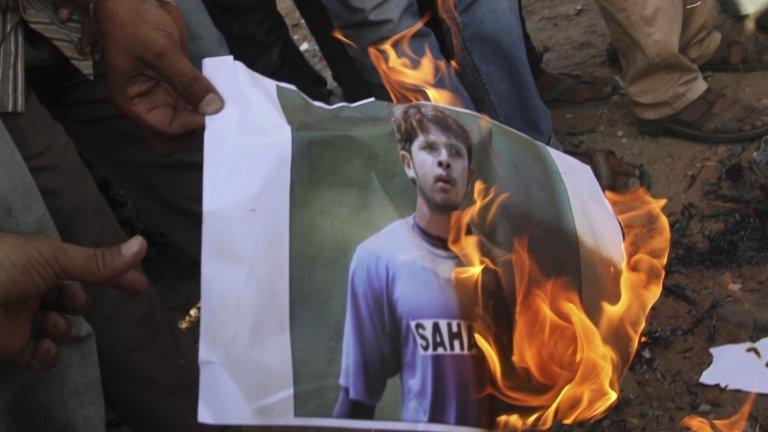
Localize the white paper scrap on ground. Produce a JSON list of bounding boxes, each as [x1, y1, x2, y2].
[[699, 336, 768, 393]]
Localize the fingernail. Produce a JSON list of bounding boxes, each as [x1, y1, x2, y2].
[[120, 236, 144, 257], [197, 93, 223, 116]]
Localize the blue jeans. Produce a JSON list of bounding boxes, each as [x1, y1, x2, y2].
[[322, 0, 552, 143]]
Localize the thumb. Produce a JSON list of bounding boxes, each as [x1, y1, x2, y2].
[[152, 48, 224, 116], [52, 236, 149, 293]]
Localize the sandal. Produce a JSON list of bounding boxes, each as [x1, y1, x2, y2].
[[636, 87, 768, 143], [538, 71, 619, 108], [566, 148, 651, 192], [700, 37, 768, 72]]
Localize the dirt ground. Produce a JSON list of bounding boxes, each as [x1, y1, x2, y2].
[[271, 0, 768, 430]]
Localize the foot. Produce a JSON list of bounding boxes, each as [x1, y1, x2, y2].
[[566, 149, 649, 192], [637, 87, 768, 143], [700, 36, 768, 72], [537, 70, 618, 108]]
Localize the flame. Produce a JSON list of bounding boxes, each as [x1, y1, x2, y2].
[[436, 0, 462, 58], [366, 13, 464, 107], [681, 393, 757, 432], [331, 28, 358, 50], [448, 182, 670, 430]]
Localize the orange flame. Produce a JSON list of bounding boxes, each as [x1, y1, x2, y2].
[[436, 0, 462, 59], [366, 13, 464, 107], [331, 28, 358, 50], [449, 182, 670, 430], [681, 393, 757, 432]]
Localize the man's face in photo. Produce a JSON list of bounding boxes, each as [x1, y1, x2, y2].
[[401, 126, 472, 213]]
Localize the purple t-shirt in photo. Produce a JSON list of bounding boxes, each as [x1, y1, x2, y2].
[[338, 216, 491, 428]]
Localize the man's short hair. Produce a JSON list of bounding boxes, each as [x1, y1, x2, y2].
[[392, 103, 473, 161]]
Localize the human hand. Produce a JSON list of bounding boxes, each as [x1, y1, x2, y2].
[[96, 0, 224, 155], [0, 233, 149, 370], [53, 0, 99, 56]]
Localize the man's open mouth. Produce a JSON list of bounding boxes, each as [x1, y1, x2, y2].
[[435, 174, 455, 189]]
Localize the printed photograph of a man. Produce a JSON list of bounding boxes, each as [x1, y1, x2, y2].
[[332, 103, 494, 428]]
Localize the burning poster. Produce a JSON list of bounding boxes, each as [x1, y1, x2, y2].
[[199, 56, 667, 430]]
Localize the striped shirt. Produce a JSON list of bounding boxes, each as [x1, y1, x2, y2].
[[0, 0, 92, 113]]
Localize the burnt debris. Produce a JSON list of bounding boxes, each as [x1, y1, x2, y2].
[[669, 150, 768, 269]]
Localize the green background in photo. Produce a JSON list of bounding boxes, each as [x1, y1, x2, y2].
[[278, 87, 579, 420]]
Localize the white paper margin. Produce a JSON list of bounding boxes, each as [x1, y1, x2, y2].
[[200, 56, 294, 423]]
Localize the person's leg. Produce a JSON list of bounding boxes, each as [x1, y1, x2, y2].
[[450, 0, 552, 142], [517, 0, 617, 108], [203, 0, 332, 102], [322, 0, 551, 143], [0, 118, 105, 432], [517, 0, 544, 81], [679, 0, 721, 65], [321, 0, 474, 106], [599, 0, 768, 142], [597, 0, 706, 120], [3, 89, 218, 432], [177, 0, 231, 69], [291, 0, 374, 102]]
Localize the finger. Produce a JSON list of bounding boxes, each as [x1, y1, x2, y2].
[[29, 339, 59, 370], [148, 46, 223, 116], [144, 103, 205, 137], [159, 1, 189, 55], [42, 312, 72, 343], [109, 269, 150, 294], [40, 281, 92, 315], [18, 338, 59, 370], [120, 77, 204, 139], [50, 235, 149, 293], [127, 84, 205, 139]]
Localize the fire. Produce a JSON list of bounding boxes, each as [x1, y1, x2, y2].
[[681, 393, 757, 432], [331, 28, 358, 49], [448, 182, 670, 430], [436, 0, 462, 58], [366, 13, 464, 107]]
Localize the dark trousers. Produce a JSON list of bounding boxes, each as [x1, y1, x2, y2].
[[292, 0, 374, 102], [202, 0, 333, 102]]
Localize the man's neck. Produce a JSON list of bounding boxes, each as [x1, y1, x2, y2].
[[415, 197, 452, 239]]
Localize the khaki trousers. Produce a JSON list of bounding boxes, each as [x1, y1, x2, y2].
[[598, 0, 722, 119]]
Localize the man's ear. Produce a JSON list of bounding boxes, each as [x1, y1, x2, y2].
[[400, 151, 416, 181]]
